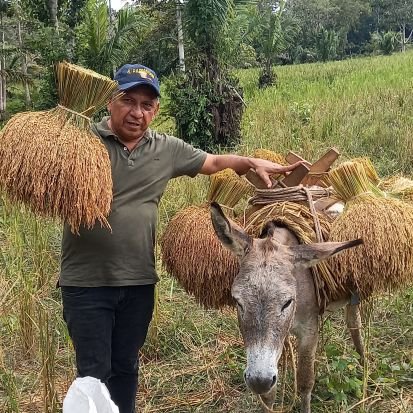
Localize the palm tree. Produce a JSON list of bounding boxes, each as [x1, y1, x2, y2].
[[78, 0, 145, 76], [257, 0, 288, 87]]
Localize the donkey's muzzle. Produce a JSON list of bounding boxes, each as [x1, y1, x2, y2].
[[244, 371, 277, 395]]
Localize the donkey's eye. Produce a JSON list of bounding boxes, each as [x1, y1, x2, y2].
[[281, 299, 293, 312], [235, 301, 244, 315]]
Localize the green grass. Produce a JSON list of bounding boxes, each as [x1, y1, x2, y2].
[[1, 51, 413, 412], [237, 52, 413, 176]]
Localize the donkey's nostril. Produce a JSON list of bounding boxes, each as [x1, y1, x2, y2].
[[271, 375, 277, 388]]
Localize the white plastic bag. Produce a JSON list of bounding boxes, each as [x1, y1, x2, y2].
[[63, 377, 119, 413]]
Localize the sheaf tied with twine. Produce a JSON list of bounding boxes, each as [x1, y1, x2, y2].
[[328, 161, 413, 298], [0, 62, 118, 233], [160, 204, 239, 309]]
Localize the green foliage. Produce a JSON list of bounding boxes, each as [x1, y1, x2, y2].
[[369, 31, 397, 55], [75, 0, 146, 76], [184, 0, 234, 55], [164, 67, 243, 151], [165, 0, 245, 151], [316, 27, 339, 61], [239, 51, 413, 175], [381, 31, 397, 54], [25, 24, 71, 109], [127, 2, 178, 76], [319, 346, 363, 406]]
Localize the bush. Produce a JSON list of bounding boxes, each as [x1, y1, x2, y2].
[[164, 63, 244, 152]]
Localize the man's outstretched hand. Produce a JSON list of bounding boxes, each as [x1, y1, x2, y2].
[[249, 159, 305, 188]]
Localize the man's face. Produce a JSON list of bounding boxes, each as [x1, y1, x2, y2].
[[107, 85, 159, 142]]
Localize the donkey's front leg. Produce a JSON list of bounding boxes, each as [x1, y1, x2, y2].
[[296, 324, 319, 413], [345, 303, 364, 361]]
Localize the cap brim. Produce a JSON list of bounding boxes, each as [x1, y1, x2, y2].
[[118, 80, 160, 96]]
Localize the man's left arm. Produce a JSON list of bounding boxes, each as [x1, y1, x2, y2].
[[200, 154, 303, 188]]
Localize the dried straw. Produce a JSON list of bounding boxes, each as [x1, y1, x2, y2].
[[379, 175, 413, 202], [327, 161, 385, 201], [207, 168, 253, 208], [0, 62, 117, 233], [253, 149, 287, 165], [328, 161, 413, 298], [160, 204, 239, 309], [352, 157, 380, 185]]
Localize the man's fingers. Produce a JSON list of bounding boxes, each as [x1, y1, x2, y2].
[[256, 171, 272, 188], [274, 160, 307, 174]]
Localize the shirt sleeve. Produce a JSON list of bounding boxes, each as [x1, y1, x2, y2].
[[169, 136, 208, 178]]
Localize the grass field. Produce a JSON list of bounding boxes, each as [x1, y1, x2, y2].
[[1, 51, 413, 412]]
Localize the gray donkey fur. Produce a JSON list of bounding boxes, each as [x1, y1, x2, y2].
[[210, 203, 364, 413]]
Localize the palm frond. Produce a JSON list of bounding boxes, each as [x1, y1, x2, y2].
[[100, 7, 144, 71], [0, 68, 33, 85]]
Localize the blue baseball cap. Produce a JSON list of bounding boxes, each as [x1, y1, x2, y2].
[[114, 64, 160, 96]]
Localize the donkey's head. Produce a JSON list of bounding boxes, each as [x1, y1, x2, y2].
[[210, 202, 362, 397]]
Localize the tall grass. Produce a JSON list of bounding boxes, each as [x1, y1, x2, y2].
[[238, 52, 413, 176]]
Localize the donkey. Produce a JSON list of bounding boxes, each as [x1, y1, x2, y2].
[[210, 202, 364, 413]]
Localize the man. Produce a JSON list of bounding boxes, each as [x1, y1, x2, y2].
[[59, 63, 301, 413]]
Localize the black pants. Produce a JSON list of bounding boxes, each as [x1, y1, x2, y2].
[[61, 285, 155, 413]]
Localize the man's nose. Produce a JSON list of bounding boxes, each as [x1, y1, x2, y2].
[[130, 105, 143, 117]]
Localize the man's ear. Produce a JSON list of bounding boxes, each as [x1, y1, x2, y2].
[[290, 239, 363, 268], [210, 202, 252, 259]]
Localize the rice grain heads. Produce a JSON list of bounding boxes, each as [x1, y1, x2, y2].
[[252, 149, 287, 166], [328, 161, 413, 298], [160, 204, 238, 309], [379, 175, 413, 202], [0, 62, 117, 233]]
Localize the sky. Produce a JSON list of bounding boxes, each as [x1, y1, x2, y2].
[[110, 0, 129, 11]]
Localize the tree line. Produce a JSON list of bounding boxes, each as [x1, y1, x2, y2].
[[1, 0, 412, 148]]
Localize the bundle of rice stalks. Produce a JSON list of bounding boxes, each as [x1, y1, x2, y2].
[[0, 62, 117, 233], [328, 161, 413, 298], [207, 168, 253, 208], [160, 204, 239, 309], [379, 175, 413, 202], [244, 202, 344, 308], [352, 157, 380, 184], [253, 149, 287, 165], [327, 160, 384, 201]]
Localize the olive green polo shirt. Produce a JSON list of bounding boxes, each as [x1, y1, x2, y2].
[[59, 117, 207, 287]]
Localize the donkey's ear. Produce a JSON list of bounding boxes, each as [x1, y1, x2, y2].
[[290, 239, 363, 268], [210, 202, 252, 259]]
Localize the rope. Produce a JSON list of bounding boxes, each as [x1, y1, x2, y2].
[[250, 185, 334, 206], [57, 104, 93, 121], [349, 190, 374, 201], [303, 187, 324, 243]]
